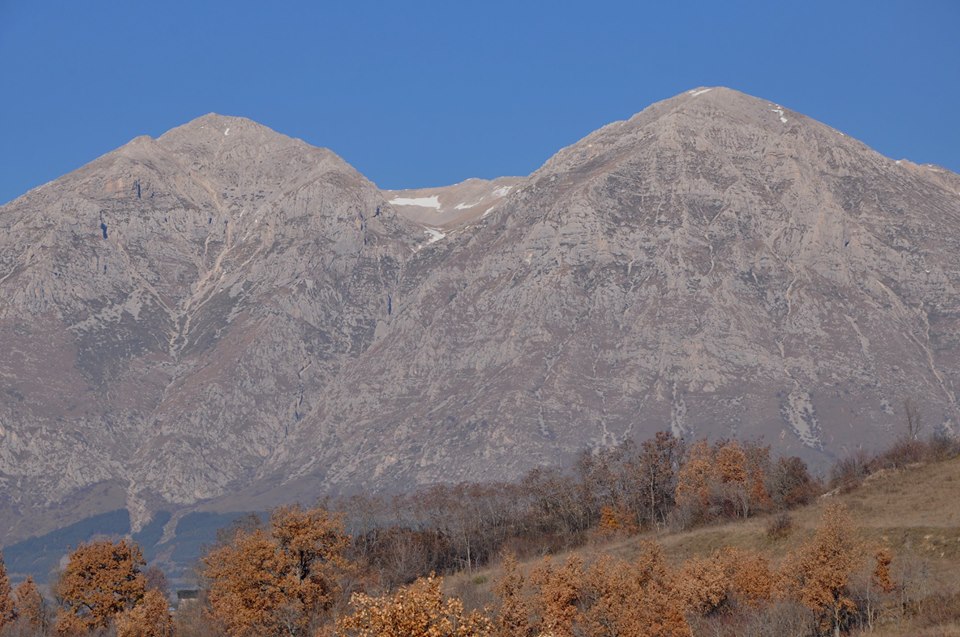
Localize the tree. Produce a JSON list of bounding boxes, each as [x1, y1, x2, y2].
[[492, 553, 533, 637], [779, 502, 861, 637], [675, 554, 727, 616], [115, 589, 173, 637], [336, 574, 492, 637], [54, 539, 145, 634], [904, 397, 923, 441], [0, 551, 13, 630], [524, 543, 691, 637], [720, 548, 774, 608], [871, 547, 895, 595], [769, 456, 817, 509], [13, 577, 46, 634], [743, 442, 773, 513], [675, 440, 714, 523], [201, 504, 351, 637], [713, 440, 750, 518], [529, 556, 583, 637], [636, 432, 684, 529]]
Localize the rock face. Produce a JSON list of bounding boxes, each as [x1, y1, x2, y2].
[[1, 88, 959, 555]]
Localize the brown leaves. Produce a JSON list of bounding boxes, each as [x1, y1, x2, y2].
[[491, 553, 532, 637], [115, 589, 173, 637], [202, 505, 351, 637], [13, 576, 46, 632], [54, 539, 146, 635], [336, 574, 492, 637], [778, 502, 861, 633], [676, 554, 728, 616], [0, 551, 13, 629], [675, 440, 714, 514], [871, 547, 896, 594], [502, 543, 691, 637]]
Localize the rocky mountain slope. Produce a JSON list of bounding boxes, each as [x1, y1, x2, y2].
[[1, 88, 958, 566]]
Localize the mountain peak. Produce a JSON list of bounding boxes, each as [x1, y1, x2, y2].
[[156, 112, 299, 154]]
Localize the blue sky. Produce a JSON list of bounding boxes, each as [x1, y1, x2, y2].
[[1, 1, 957, 204]]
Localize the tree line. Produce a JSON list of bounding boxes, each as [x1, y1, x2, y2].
[[0, 427, 956, 636]]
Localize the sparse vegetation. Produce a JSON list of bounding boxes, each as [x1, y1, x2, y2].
[[2, 429, 959, 636]]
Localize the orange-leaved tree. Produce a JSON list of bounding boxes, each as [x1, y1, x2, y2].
[[675, 440, 714, 523], [336, 573, 492, 637], [13, 576, 47, 634], [202, 504, 351, 637], [529, 555, 583, 637], [675, 553, 728, 616], [492, 552, 533, 637], [115, 588, 173, 637], [719, 547, 775, 608], [0, 550, 13, 630], [871, 547, 896, 595], [54, 539, 146, 635], [779, 502, 861, 637], [524, 542, 691, 637]]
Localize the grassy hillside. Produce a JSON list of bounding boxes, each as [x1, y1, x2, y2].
[[448, 455, 960, 636]]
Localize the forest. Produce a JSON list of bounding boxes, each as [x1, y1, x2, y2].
[[1, 429, 958, 637]]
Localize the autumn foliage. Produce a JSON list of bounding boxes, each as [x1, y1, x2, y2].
[[201, 504, 351, 637], [0, 552, 12, 631], [674, 439, 779, 525], [9, 576, 47, 634], [53, 539, 146, 635], [336, 574, 492, 637], [11, 429, 944, 637], [115, 589, 173, 637], [779, 502, 861, 635]]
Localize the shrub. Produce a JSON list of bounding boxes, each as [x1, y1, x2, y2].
[[829, 450, 871, 493], [766, 512, 793, 540]]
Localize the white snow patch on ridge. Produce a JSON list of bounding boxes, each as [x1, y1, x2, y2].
[[390, 196, 442, 209], [689, 88, 712, 97], [493, 186, 513, 197], [770, 105, 788, 124], [224, 128, 230, 136], [424, 228, 446, 244], [455, 200, 483, 210]]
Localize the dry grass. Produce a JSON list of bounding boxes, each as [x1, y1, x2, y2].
[[445, 455, 960, 635]]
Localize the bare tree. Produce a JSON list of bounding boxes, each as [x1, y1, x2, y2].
[[904, 397, 923, 441]]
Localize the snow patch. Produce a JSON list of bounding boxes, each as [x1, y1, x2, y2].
[[224, 128, 230, 136], [770, 105, 788, 124], [689, 88, 712, 97], [493, 186, 513, 197], [389, 196, 442, 209], [424, 227, 445, 244], [455, 200, 483, 210]]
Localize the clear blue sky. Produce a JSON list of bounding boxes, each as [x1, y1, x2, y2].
[[1, 1, 957, 204]]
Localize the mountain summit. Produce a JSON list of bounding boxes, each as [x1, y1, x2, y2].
[[1, 89, 958, 565]]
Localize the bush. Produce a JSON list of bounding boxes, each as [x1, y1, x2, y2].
[[765, 512, 793, 540], [829, 450, 871, 493], [769, 457, 818, 509], [870, 437, 928, 470]]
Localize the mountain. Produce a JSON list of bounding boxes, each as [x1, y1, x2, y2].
[[1, 88, 958, 575]]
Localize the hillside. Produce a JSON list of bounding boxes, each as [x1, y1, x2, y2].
[[448, 454, 960, 636]]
